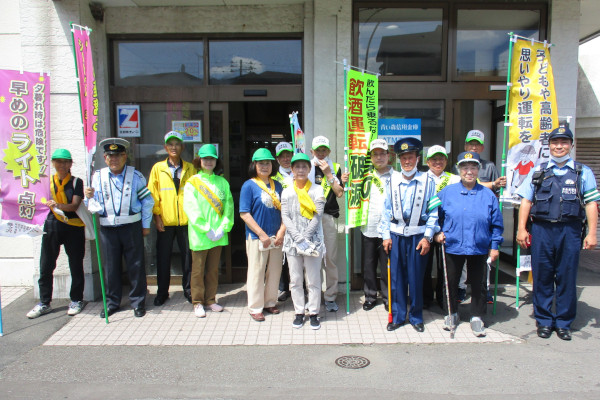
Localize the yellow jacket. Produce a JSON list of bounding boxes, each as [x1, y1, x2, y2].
[[148, 158, 196, 226]]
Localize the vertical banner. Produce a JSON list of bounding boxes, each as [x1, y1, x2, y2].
[[71, 24, 99, 184], [346, 69, 378, 228], [0, 70, 52, 236], [505, 37, 558, 201], [289, 111, 305, 153]]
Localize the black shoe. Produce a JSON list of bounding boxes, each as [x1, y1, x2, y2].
[[363, 301, 376, 311], [387, 322, 402, 331], [134, 307, 146, 318], [384, 303, 389, 312], [153, 295, 168, 306], [556, 328, 572, 341], [278, 291, 290, 302], [537, 326, 552, 339], [412, 323, 425, 333], [184, 291, 192, 303], [99, 307, 119, 318]]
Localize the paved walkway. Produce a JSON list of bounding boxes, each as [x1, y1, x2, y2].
[[0, 286, 28, 309], [40, 284, 517, 346]]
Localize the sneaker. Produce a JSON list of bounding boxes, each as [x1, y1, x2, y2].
[[208, 303, 224, 312], [309, 314, 321, 330], [470, 317, 486, 337], [443, 313, 459, 331], [194, 303, 206, 318], [26, 303, 52, 319], [292, 314, 305, 329], [325, 301, 339, 312], [67, 301, 85, 316], [457, 288, 467, 303], [486, 290, 494, 304]]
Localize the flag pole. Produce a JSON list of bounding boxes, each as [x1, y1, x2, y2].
[[493, 32, 515, 315], [343, 59, 351, 315], [0, 285, 4, 336], [69, 22, 109, 324], [289, 112, 296, 151]]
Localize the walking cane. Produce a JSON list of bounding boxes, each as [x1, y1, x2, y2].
[[441, 243, 455, 339], [387, 258, 392, 324]]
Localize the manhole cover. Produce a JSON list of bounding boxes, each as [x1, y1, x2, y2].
[[335, 355, 370, 369]]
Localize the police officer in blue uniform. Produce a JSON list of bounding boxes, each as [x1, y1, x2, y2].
[[517, 126, 599, 340], [379, 137, 438, 332], [85, 138, 155, 318]]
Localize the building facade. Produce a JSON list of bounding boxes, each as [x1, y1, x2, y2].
[[0, 0, 597, 299]]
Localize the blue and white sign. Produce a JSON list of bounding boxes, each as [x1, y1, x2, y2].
[[117, 104, 141, 138], [378, 118, 421, 146]]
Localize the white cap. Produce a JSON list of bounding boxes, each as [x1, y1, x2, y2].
[[276, 142, 293, 156], [426, 145, 448, 159], [369, 139, 388, 152], [312, 136, 330, 150], [465, 129, 485, 144]]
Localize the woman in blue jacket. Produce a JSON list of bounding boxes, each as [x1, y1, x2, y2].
[[431, 151, 504, 337]]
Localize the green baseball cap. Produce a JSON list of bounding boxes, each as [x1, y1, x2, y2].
[[252, 148, 275, 161], [291, 152, 310, 165], [164, 131, 184, 143], [198, 144, 218, 159], [51, 148, 72, 160]]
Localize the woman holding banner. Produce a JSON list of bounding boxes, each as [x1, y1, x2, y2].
[[240, 148, 285, 322], [27, 149, 86, 319], [183, 144, 234, 318]]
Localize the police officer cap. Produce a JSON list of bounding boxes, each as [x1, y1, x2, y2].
[[291, 152, 310, 165], [252, 148, 275, 161], [100, 138, 129, 154], [456, 151, 481, 166], [548, 126, 573, 141], [51, 148, 72, 160], [393, 137, 423, 155]]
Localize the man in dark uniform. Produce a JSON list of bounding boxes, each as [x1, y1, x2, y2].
[[517, 126, 599, 340], [380, 137, 438, 332], [85, 138, 154, 318]]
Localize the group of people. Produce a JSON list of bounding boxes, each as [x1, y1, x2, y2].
[[27, 126, 598, 340]]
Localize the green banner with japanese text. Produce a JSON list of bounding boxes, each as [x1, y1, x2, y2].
[[346, 69, 378, 228]]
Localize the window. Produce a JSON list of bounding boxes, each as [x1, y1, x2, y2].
[[357, 7, 445, 78], [455, 9, 541, 79], [208, 39, 302, 85], [113, 41, 204, 86]]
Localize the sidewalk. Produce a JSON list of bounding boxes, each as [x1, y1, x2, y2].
[[42, 285, 516, 347]]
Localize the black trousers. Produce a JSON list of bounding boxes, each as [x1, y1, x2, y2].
[[445, 253, 487, 317], [423, 243, 444, 305], [99, 221, 147, 309], [361, 233, 388, 305], [279, 256, 289, 293], [156, 225, 191, 298], [38, 218, 85, 304]]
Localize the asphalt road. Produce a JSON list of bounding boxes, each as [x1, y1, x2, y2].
[[1, 268, 600, 399]]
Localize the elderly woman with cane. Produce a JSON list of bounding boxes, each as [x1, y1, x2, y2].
[[431, 151, 504, 337], [281, 152, 326, 330]]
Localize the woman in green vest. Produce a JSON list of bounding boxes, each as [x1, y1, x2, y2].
[[183, 144, 234, 318]]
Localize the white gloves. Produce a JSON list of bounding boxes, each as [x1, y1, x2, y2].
[[207, 227, 224, 242]]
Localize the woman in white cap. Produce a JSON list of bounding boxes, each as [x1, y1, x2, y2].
[[183, 144, 234, 318], [240, 148, 286, 322], [281, 152, 326, 329], [431, 151, 504, 337]]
